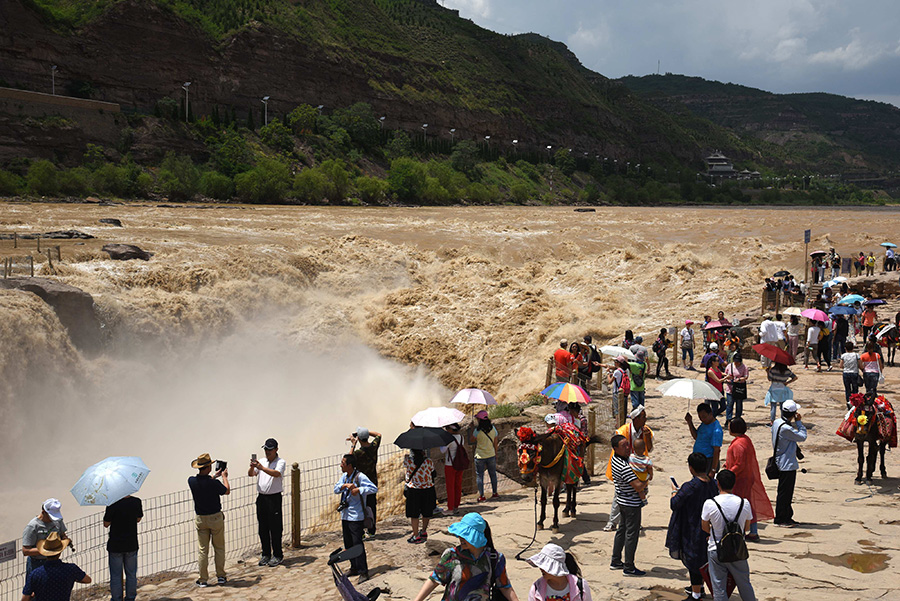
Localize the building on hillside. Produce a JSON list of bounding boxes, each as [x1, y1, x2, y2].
[[703, 151, 736, 180]]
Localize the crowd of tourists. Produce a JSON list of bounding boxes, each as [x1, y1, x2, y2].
[[17, 264, 896, 601]]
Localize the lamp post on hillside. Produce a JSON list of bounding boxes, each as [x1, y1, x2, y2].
[[51, 65, 57, 95], [379, 116, 385, 130], [450, 128, 456, 144], [484, 135, 491, 158], [182, 82, 191, 122], [261, 96, 269, 125], [512, 139, 518, 157], [422, 123, 428, 145]]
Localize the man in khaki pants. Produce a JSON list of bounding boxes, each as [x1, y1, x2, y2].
[[188, 454, 230, 587]]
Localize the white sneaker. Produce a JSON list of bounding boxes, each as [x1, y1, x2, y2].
[[603, 523, 615, 531]]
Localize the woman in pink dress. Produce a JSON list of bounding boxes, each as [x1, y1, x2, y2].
[[725, 417, 773, 541]]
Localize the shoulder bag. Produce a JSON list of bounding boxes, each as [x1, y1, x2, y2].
[[765, 424, 785, 480]]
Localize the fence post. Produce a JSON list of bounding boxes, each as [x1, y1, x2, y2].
[[545, 357, 553, 389], [291, 463, 301, 548], [13, 232, 17, 248], [672, 326, 678, 368], [617, 390, 626, 428], [587, 407, 596, 476], [37, 234, 41, 253], [29, 255, 34, 277], [46, 249, 53, 272], [56, 245, 61, 263]]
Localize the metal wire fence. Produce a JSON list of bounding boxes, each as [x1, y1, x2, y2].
[[0, 434, 560, 601], [0, 443, 423, 601]]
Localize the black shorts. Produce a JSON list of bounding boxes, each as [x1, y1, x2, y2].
[[405, 487, 436, 518]]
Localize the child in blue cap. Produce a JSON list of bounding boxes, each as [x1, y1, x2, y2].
[[411, 512, 520, 601]]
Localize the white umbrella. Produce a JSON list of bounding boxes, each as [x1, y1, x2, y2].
[[833, 276, 848, 283], [411, 407, 467, 428], [599, 345, 636, 360], [450, 388, 497, 406], [657, 378, 722, 401], [782, 307, 803, 317], [70, 456, 150, 506]]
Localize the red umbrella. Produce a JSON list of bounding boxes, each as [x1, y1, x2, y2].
[[752, 343, 795, 366], [703, 320, 731, 330]]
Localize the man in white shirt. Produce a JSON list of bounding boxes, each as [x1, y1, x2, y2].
[[773, 313, 787, 350], [701, 470, 756, 601], [804, 322, 822, 370], [249, 438, 287, 567], [758, 314, 778, 367]]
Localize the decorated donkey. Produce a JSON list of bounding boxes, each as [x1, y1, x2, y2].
[[517, 421, 603, 533], [837, 392, 898, 484]]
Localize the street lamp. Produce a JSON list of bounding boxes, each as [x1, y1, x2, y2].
[[422, 123, 428, 143], [316, 104, 324, 114], [261, 96, 269, 125], [379, 116, 385, 130], [450, 128, 456, 143], [182, 81, 191, 122], [51, 65, 57, 95]]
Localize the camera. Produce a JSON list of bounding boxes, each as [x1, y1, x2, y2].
[[216, 460, 227, 472], [337, 499, 349, 513]]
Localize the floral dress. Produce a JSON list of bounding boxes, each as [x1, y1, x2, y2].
[[430, 545, 511, 601]]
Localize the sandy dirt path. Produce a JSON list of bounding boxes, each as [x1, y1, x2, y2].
[[119, 355, 899, 601]]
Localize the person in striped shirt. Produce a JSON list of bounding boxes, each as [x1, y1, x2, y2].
[[609, 434, 648, 576]]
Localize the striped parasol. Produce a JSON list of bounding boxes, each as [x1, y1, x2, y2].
[[540, 382, 591, 404]]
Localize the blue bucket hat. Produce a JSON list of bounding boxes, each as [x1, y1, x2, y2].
[[448, 512, 488, 548]]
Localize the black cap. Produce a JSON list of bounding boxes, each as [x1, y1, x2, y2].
[[262, 438, 278, 450]]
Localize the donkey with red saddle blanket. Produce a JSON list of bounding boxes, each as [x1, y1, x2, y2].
[[518, 422, 603, 533]]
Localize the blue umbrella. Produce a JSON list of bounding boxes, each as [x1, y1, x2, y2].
[[838, 294, 866, 305], [70, 456, 150, 506], [880, 242, 897, 248], [828, 305, 858, 315]]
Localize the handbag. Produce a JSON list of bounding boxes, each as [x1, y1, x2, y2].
[[765, 424, 785, 480], [732, 382, 748, 402]]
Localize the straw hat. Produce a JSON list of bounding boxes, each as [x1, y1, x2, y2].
[[37, 532, 69, 557], [191, 453, 213, 469]]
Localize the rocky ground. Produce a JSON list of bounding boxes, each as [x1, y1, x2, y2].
[[103, 353, 899, 601]]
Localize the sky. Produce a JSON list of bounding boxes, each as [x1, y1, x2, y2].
[[443, 0, 900, 107]]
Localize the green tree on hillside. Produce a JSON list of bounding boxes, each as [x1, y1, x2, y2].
[[388, 157, 426, 201], [26, 160, 59, 196], [450, 141, 479, 176], [211, 129, 252, 177], [234, 158, 291, 203], [158, 153, 200, 200], [554, 149, 576, 176], [259, 118, 294, 154], [287, 104, 318, 135]]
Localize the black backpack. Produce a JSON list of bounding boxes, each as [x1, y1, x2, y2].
[[711, 498, 749, 563], [631, 363, 646, 388], [652, 339, 662, 354]]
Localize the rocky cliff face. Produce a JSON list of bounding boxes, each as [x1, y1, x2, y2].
[[0, 0, 664, 160]]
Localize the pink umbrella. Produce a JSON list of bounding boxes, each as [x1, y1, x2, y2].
[[801, 308, 828, 322], [703, 320, 730, 330]]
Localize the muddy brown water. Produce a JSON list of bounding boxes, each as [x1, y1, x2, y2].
[[2, 202, 900, 540]]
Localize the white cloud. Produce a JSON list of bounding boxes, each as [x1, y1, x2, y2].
[[567, 22, 610, 52], [443, 0, 492, 20], [809, 28, 886, 70], [770, 37, 808, 62]]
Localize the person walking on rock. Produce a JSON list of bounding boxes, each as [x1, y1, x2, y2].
[[608, 434, 647, 576], [188, 453, 230, 587], [103, 495, 142, 601], [350, 426, 382, 536], [334, 454, 377, 584], [249, 438, 286, 567], [701, 470, 757, 601], [772, 401, 807, 527]]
